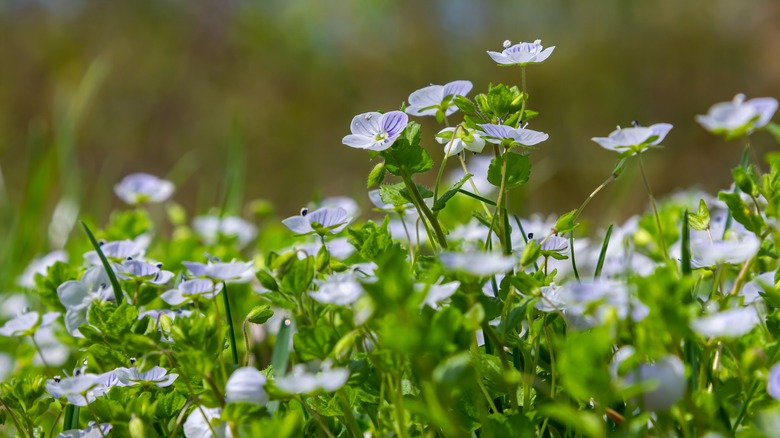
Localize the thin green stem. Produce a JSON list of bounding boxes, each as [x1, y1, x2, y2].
[[30, 334, 50, 368], [637, 153, 671, 265], [337, 389, 363, 437], [723, 138, 752, 238], [83, 398, 106, 438], [458, 155, 492, 216], [401, 173, 448, 249], [433, 125, 465, 203]]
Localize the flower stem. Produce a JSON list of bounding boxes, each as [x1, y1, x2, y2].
[[83, 398, 106, 438], [637, 153, 670, 265], [722, 138, 752, 239], [337, 389, 363, 438], [433, 124, 465, 204], [458, 155, 492, 216], [401, 173, 448, 249], [30, 334, 50, 368]]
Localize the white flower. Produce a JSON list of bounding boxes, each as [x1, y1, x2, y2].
[[183, 259, 255, 282], [309, 273, 364, 306], [611, 348, 685, 411], [740, 272, 775, 304], [226, 367, 268, 405], [537, 235, 569, 253], [58, 423, 112, 438], [487, 39, 555, 66], [447, 155, 496, 197], [0, 311, 59, 337], [316, 196, 361, 219], [439, 252, 517, 277], [184, 407, 231, 438], [47, 373, 100, 400], [591, 123, 673, 155], [57, 266, 115, 337], [83, 237, 148, 265], [405, 80, 473, 117], [690, 233, 760, 268], [117, 259, 174, 285], [161, 279, 224, 306], [768, 362, 780, 401], [418, 281, 460, 309], [192, 215, 258, 249], [535, 283, 565, 312], [342, 111, 409, 152], [114, 173, 174, 205], [691, 307, 760, 338], [275, 361, 349, 394], [555, 279, 648, 329], [17, 250, 68, 289], [115, 366, 178, 387], [436, 127, 486, 157], [479, 124, 549, 147], [696, 94, 778, 137], [282, 207, 352, 236]]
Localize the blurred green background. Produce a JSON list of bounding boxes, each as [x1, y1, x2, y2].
[[1, 0, 779, 285]]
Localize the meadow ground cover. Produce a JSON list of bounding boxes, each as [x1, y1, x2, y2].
[[2, 38, 780, 437]]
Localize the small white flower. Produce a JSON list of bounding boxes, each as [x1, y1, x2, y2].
[[114, 173, 174, 205], [439, 252, 517, 277], [47, 373, 100, 399], [768, 362, 780, 401], [691, 307, 760, 338], [183, 259, 255, 282], [192, 215, 258, 249], [405, 80, 473, 117], [310, 273, 365, 306], [447, 155, 496, 197], [316, 196, 361, 219], [342, 111, 409, 152], [17, 250, 68, 289], [696, 94, 778, 138], [161, 279, 224, 306], [690, 233, 761, 268], [537, 235, 569, 253], [418, 281, 460, 309], [436, 127, 486, 157], [115, 366, 178, 387], [591, 123, 673, 155], [479, 124, 549, 147], [226, 367, 268, 405], [611, 348, 685, 411], [118, 259, 174, 285], [282, 206, 352, 236], [83, 237, 148, 265], [0, 311, 59, 337], [184, 407, 231, 438], [487, 39, 555, 66], [58, 423, 112, 438], [57, 266, 115, 337], [740, 272, 775, 304], [275, 361, 349, 394]]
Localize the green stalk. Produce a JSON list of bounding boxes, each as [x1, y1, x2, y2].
[[62, 405, 74, 434], [722, 140, 752, 239], [594, 224, 614, 279], [569, 233, 580, 281], [400, 173, 448, 249], [337, 389, 363, 437], [637, 154, 671, 267], [433, 125, 465, 204], [222, 281, 239, 365]]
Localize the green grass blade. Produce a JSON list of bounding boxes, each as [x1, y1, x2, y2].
[[594, 224, 613, 279], [457, 189, 497, 207], [222, 281, 239, 365], [62, 405, 74, 434], [80, 221, 123, 303], [681, 209, 692, 277], [271, 317, 292, 377]]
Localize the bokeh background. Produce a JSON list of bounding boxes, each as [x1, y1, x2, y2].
[[1, 0, 779, 286]]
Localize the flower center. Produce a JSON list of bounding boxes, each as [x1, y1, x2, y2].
[[374, 131, 388, 142]]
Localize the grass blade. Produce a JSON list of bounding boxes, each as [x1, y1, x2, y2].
[[681, 209, 692, 277], [569, 232, 580, 281], [458, 189, 497, 207], [594, 224, 613, 279], [222, 281, 239, 365], [80, 221, 123, 303], [271, 317, 292, 377]]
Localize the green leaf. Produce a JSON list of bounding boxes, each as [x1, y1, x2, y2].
[[520, 240, 541, 267], [293, 321, 341, 361], [32, 261, 73, 311], [367, 162, 386, 188], [347, 216, 393, 261], [279, 256, 314, 295], [271, 318, 293, 378], [379, 182, 432, 206], [553, 209, 580, 234], [256, 269, 279, 292], [487, 153, 531, 189], [733, 165, 759, 196], [594, 224, 613, 279], [380, 122, 433, 175], [433, 173, 472, 211], [687, 199, 711, 231], [246, 305, 274, 324], [719, 191, 765, 233], [453, 95, 476, 114]]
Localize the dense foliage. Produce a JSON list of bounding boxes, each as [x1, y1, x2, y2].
[[3, 39, 780, 437]]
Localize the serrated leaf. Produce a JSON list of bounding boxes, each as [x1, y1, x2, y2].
[[487, 153, 531, 189]]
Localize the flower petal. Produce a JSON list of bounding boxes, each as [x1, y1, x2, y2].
[[282, 216, 314, 234], [350, 112, 382, 136]]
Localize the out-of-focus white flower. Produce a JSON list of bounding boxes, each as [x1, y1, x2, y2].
[[192, 215, 258, 249], [316, 196, 361, 219], [439, 252, 517, 277], [405, 80, 473, 117], [83, 237, 148, 265], [690, 233, 761, 268], [611, 347, 685, 411], [768, 362, 780, 401], [691, 307, 760, 338], [184, 407, 231, 438], [740, 272, 775, 305], [58, 423, 112, 438], [226, 367, 268, 405], [696, 94, 778, 138], [114, 173, 174, 205], [183, 259, 255, 282], [310, 272, 365, 306], [0, 311, 59, 337], [17, 250, 68, 289], [161, 279, 223, 306], [418, 281, 460, 309], [275, 361, 349, 394]]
